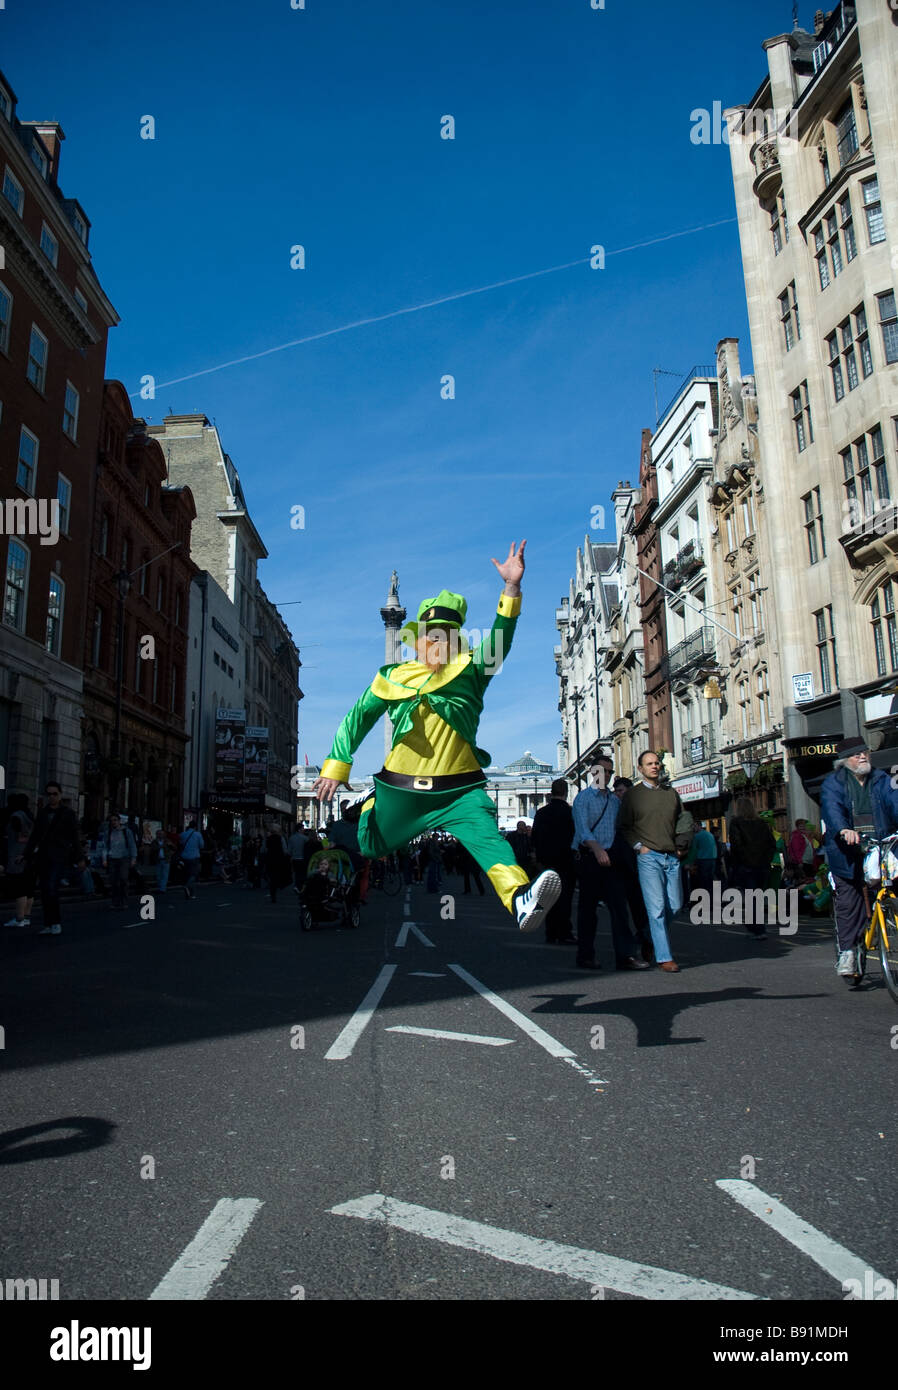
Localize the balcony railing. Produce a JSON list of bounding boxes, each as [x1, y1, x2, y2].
[[685, 723, 717, 766], [662, 542, 705, 589], [658, 626, 716, 684]]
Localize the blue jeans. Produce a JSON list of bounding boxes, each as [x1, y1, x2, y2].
[[636, 850, 683, 963], [156, 860, 170, 893]]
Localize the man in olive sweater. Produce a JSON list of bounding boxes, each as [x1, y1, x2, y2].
[[616, 750, 692, 971]]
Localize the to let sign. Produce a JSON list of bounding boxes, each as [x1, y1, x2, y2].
[[792, 673, 815, 703]]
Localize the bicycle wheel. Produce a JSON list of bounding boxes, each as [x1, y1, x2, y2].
[[877, 903, 898, 1003], [382, 867, 402, 896]]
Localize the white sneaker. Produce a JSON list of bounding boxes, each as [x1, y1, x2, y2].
[[836, 949, 857, 977], [4, 916, 24, 927], [39, 924, 62, 935], [514, 871, 562, 933]]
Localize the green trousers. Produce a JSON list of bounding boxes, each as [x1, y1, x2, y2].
[[358, 778, 529, 912]]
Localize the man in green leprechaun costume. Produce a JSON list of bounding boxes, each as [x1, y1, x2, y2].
[[314, 540, 562, 932]]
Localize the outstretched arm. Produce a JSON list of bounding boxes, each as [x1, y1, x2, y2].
[[314, 682, 388, 802], [490, 539, 526, 596]]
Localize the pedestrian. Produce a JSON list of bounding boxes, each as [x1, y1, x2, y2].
[[1, 792, 36, 927], [821, 737, 898, 981], [104, 814, 138, 909], [312, 542, 561, 933], [425, 835, 443, 893], [727, 797, 777, 939], [616, 750, 694, 972], [265, 825, 289, 903], [179, 820, 204, 899], [573, 757, 650, 971], [23, 781, 85, 936], [685, 822, 718, 897], [150, 829, 172, 893], [531, 779, 576, 944], [457, 842, 485, 895], [286, 823, 309, 893]]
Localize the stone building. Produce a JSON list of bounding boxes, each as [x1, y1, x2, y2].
[[603, 481, 648, 778], [554, 540, 617, 786], [147, 413, 302, 829], [726, 0, 898, 812], [706, 338, 787, 816], [82, 385, 197, 831], [0, 70, 117, 807]]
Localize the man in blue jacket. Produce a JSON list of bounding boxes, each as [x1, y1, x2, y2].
[[820, 736, 898, 979]]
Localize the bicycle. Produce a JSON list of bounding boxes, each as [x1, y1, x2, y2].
[[832, 832, 898, 1001]]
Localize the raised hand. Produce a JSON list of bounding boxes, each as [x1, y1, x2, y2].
[[490, 539, 527, 589]]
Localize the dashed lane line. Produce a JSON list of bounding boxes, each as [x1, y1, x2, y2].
[[717, 1180, 891, 1290], [385, 1025, 514, 1046], [325, 964, 398, 1060], [329, 1194, 760, 1299], [149, 1198, 263, 1300]]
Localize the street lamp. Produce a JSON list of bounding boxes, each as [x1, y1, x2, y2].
[[741, 757, 759, 783]]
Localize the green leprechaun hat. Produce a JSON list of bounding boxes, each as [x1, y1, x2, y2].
[[399, 589, 468, 646]]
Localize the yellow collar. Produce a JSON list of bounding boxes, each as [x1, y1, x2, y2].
[[373, 653, 471, 700]]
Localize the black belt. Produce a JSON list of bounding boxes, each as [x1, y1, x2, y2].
[[375, 768, 486, 792]]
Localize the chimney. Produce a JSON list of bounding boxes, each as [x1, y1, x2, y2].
[[814, 10, 825, 34], [32, 122, 64, 182]]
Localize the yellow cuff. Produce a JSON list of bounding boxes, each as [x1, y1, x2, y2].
[[497, 593, 522, 618], [321, 758, 351, 782]]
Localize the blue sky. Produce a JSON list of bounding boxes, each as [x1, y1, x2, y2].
[[5, 0, 799, 774]]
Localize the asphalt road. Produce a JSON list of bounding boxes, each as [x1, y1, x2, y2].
[[1, 874, 896, 1309]]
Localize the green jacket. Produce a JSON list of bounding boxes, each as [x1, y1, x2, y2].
[[320, 593, 521, 782]]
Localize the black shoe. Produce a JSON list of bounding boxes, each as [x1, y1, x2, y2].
[[559, 934, 577, 945], [576, 959, 602, 971], [616, 957, 651, 971]]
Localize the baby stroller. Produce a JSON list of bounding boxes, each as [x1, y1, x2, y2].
[[300, 848, 360, 931]]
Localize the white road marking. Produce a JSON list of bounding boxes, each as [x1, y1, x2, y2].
[[448, 963, 574, 1058], [717, 1180, 890, 1287], [325, 964, 398, 1060], [149, 1198, 263, 1300], [395, 921, 435, 948], [329, 1194, 760, 1299], [408, 971, 446, 978], [385, 1025, 514, 1046]]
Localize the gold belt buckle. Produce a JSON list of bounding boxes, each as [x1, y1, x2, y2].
[[413, 776, 433, 790]]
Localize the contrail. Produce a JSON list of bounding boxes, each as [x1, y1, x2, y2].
[[131, 215, 737, 397]]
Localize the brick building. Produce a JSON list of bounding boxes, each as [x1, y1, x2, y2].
[[81, 383, 197, 831], [0, 70, 118, 804], [633, 427, 674, 755]]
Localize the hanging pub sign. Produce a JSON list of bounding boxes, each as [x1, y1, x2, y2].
[[215, 708, 246, 790], [244, 727, 269, 795]]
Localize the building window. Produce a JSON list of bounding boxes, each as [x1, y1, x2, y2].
[[175, 589, 182, 626], [72, 211, 88, 245], [803, 487, 825, 563], [814, 225, 830, 290], [121, 535, 131, 574], [3, 540, 29, 631], [877, 291, 898, 365], [152, 658, 159, 705], [139, 555, 149, 597], [30, 140, 49, 179], [871, 580, 898, 677], [91, 606, 104, 667], [741, 494, 755, 537], [60, 381, 80, 441], [170, 665, 178, 712], [826, 208, 843, 278], [39, 224, 59, 268], [856, 305, 873, 378], [57, 474, 71, 534], [144, 481, 151, 507], [840, 193, 857, 261], [770, 191, 788, 255], [27, 325, 48, 392], [99, 512, 110, 557], [46, 576, 64, 656], [748, 571, 764, 633], [862, 177, 885, 245], [779, 281, 800, 351], [827, 332, 844, 401], [834, 98, 858, 168], [156, 574, 165, 613], [2, 165, 23, 215], [74, 286, 88, 313], [756, 667, 770, 728], [213, 650, 220, 668], [790, 382, 813, 453], [814, 605, 838, 693], [0, 281, 11, 353], [724, 510, 737, 552], [135, 634, 143, 694], [842, 430, 889, 526], [731, 589, 743, 640], [17, 427, 38, 493], [737, 679, 749, 739]]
